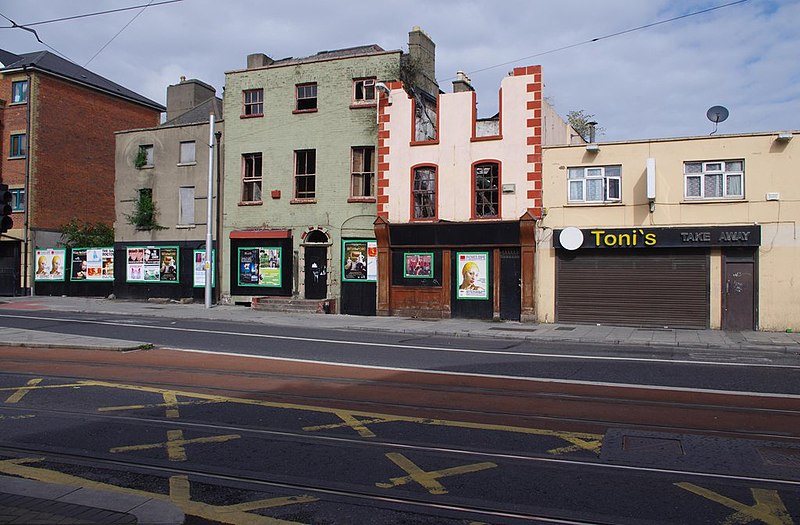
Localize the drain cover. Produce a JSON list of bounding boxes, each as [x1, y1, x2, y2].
[[757, 447, 800, 467], [623, 436, 684, 456]]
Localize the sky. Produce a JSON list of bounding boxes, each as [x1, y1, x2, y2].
[[1, 0, 797, 142]]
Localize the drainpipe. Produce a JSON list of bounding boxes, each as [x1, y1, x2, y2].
[[23, 69, 31, 296], [214, 128, 222, 303]]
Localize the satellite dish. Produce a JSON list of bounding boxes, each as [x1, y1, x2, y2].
[[706, 105, 729, 135]]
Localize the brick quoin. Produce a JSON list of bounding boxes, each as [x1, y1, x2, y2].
[[524, 71, 544, 219], [31, 75, 159, 230]]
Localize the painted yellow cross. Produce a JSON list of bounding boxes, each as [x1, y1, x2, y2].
[[4, 378, 42, 403], [376, 452, 497, 495], [303, 411, 402, 438], [676, 482, 794, 525], [110, 429, 240, 462], [98, 394, 226, 418]]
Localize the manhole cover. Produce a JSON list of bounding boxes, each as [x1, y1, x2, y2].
[[623, 436, 684, 456], [757, 447, 800, 468]]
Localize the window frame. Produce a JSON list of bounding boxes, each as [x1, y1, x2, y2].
[[178, 141, 196, 165], [567, 165, 621, 204], [9, 133, 27, 158], [350, 146, 375, 200], [242, 89, 264, 117], [684, 160, 744, 200], [10, 189, 24, 212], [472, 160, 501, 219], [410, 164, 438, 221], [352, 78, 376, 105], [295, 83, 318, 112], [293, 149, 316, 200], [241, 152, 263, 204], [11, 80, 28, 104]]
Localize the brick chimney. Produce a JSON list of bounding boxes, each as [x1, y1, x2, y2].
[[165, 77, 216, 121], [452, 71, 474, 93], [406, 27, 438, 95], [247, 53, 274, 69]]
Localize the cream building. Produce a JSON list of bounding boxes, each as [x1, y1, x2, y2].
[[538, 131, 799, 331]]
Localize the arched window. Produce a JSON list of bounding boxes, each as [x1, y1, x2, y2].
[[473, 162, 499, 218], [412, 166, 436, 220], [305, 229, 328, 244]]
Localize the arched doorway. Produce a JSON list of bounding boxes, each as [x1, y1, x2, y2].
[[303, 229, 330, 300]]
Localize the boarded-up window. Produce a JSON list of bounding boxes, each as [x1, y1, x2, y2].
[[179, 187, 195, 225], [179, 141, 196, 164]]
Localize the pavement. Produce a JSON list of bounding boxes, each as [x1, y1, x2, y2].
[[0, 294, 799, 524]]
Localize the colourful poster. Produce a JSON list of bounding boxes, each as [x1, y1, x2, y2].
[[239, 247, 281, 287], [34, 249, 66, 281], [366, 241, 378, 281], [456, 252, 488, 300], [71, 248, 113, 281], [159, 247, 178, 282], [127, 248, 145, 281], [193, 250, 216, 288], [342, 240, 378, 282], [404, 252, 433, 278], [126, 246, 179, 283]]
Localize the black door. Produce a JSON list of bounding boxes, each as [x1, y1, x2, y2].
[[723, 249, 756, 331], [304, 246, 327, 299], [500, 248, 521, 321], [0, 241, 20, 296]]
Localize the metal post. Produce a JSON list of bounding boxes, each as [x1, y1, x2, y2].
[[204, 114, 215, 308]]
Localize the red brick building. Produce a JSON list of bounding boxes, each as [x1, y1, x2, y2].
[[0, 49, 164, 295]]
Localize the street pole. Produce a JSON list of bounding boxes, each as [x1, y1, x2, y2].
[[205, 114, 215, 308]]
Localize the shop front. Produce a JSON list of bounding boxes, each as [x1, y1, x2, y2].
[[553, 225, 760, 330]]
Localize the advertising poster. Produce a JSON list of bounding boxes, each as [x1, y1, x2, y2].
[[34, 248, 66, 281], [71, 248, 114, 281], [193, 250, 216, 288], [126, 246, 179, 283], [456, 252, 489, 300], [404, 252, 433, 278], [342, 240, 378, 282], [239, 247, 281, 287]]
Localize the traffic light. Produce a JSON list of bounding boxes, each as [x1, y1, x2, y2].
[[0, 184, 13, 234]]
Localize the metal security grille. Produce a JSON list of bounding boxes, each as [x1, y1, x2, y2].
[[556, 249, 709, 329]]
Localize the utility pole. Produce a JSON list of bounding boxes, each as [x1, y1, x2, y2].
[[204, 114, 215, 308]]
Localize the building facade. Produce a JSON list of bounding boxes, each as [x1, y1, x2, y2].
[[538, 131, 799, 331], [221, 29, 437, 314], [375, 65, 577, 320], [114, 78, 223, 301], [0, 48, 163, 296]]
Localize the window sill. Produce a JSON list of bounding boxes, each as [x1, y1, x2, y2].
[[471, 135, 503, 142], [7, 156, 26, 160], [410, 217, 438, 223], [565, 201, 623, 207], [293, 108, 318, 114], [137, 165, 155, 170], [410, 139, 439, 147], [177, 162, 197, 167], [175, 224, 196, 229], [238, 200, 263, 206], [9, 101, 27, 106], [290, 198, 317, 205], [470, 215, 501, 221], [240, 114, 263, 119], [348, 197, 377, 203], [682, 197, 745, 204], [350, 102, 377, 109]]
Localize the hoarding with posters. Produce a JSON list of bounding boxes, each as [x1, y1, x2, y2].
[[126, 246, 179, 283], [34, 249, 66, 281], [193, 250, 216, 288], [238, 247, 281, 287], [456, 252, 488, 300], [70, 248, 114, 281], [342, 240, 377, 282], [403, 252, 433, 278]]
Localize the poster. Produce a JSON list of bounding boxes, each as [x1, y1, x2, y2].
[[71, 248, 113, 281], [126, 246, 179, 283], [238, 247, 281, 287], [342, 240, 378, 282], [456, 252, 488, 300], [34, 248, 66, 281], [404, 252, 433, 278], [193, 250, 216, 288]]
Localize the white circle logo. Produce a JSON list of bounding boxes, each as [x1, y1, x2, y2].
[[559, 227, 584, 251]]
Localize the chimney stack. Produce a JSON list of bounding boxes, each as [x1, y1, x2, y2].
[[452, 71, 474, 93], [247, 53, 274, 69], [165, 77, 216, 122]]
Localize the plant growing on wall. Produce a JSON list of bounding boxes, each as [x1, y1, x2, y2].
[[134, 147, 148, 169], [126, 189, 166, 231], [59, 219, 114, 248]]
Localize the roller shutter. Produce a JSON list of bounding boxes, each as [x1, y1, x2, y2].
[[556, 249, 709, 329]]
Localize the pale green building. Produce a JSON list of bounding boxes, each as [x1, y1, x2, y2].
[[221, 28, 437, 314]]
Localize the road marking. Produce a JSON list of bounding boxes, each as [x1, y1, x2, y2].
[[547, 434, 604, 455], [163, 392, 180, 418], [110, 429, 241, 462], [675, 483, 794, 525], [5, 378, 43, 403], [0, 414, 35, 422], [3, 312, 800, 374], [0, 457, 315, 525], [303, 412, 402, 438], [376, 452, 497, 495], [97, 398, 226, 413], [170, 474, 191, 502]]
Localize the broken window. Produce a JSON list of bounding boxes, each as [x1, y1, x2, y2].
[[295, 149, 316, 199], [242, 153, 262, 202], [351, 147, 375, 198], [474, 162, 499, 218], [353, 78, 376, 104], [412, 166, 436, 219], [296, 83, 317, 111]]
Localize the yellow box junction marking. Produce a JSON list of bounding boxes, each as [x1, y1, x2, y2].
[[302, 412, 404, 438], [110, 429, 241, 462], [375, 452, 497, 495], [4, 378, 43, 403], [97, 396, 226, 415], [0, 414, 35, 422], [12, 378, 603, 456], [676, 482, 794, 525], [0, 457, 317, 525]]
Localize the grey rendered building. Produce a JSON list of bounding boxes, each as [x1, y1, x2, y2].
[[221, 28, 437, 314], [114, 78, 223, 301]]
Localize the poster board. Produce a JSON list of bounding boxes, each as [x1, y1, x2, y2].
[[70, 247, 114, 281], [456, 251, 489, 300], [34, 248, 66, 282], [342, 240, 377, 282], [238, 247, 282, 287], [126, 246, 179, 283]]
